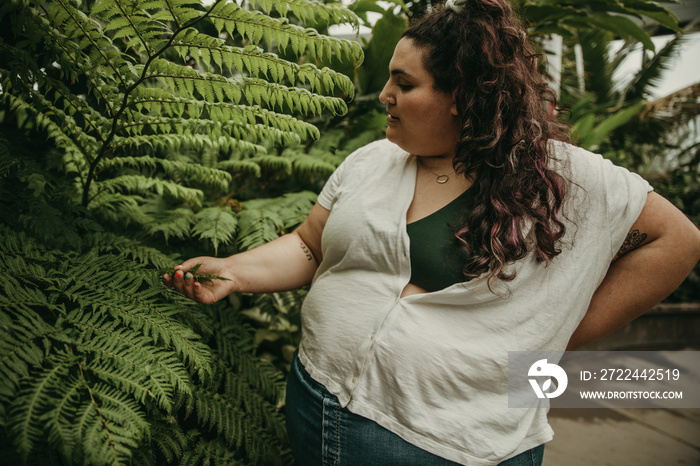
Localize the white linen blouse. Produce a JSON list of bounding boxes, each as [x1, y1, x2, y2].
[[297, 138, 651, 465]]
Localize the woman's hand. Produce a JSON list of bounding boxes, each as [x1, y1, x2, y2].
[[162, 257, 237, 304]]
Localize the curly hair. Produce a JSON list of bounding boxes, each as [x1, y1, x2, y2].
[[402, 0, 569, 286]]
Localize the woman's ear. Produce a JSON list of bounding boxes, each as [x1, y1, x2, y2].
[[451, 101, 459, 116]]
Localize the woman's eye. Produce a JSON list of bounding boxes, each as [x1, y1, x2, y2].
[[398, 84, 412, 91]]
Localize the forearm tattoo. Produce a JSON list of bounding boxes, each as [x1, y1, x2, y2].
[[616, 229, 647, 257], [300, 242, 314, 262]]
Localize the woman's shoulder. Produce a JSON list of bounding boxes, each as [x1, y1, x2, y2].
[[330, 139, 411, 183], [345, 138, 410, 165], [547, 139, 598, 167], [547, 139, 622, 185], [547, 139, 651, 211]]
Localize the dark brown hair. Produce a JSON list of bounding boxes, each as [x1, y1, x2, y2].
[[403, 0, 569, 285]]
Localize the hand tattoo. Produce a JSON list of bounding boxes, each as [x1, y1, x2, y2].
[[616, 229, 647, 258]]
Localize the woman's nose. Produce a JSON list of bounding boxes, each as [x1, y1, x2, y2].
[[379, 81, 391, 104]]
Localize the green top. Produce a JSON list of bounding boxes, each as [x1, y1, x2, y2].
[[406, 189, 472, 292]]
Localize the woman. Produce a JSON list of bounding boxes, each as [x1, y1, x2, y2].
[[164, 0, 700, 464]]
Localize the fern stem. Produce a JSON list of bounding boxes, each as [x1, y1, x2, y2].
[[82, 0, 226, 208]]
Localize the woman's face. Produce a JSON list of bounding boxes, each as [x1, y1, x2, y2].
[[379, 38, 460, 158]]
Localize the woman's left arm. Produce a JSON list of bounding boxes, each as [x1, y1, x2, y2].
[[567, 191, 700, 350]]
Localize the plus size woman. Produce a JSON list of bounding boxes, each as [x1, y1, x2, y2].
[[164, 1, 700, 464]]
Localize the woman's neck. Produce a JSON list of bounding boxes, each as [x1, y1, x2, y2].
[[415, 155, 455, 173]]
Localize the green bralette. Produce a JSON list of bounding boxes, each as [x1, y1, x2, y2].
[[406, 189, 472, 292]]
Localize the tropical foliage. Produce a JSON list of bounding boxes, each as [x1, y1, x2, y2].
[[555, 18, 700, 301], [0, 0, 362, 463]]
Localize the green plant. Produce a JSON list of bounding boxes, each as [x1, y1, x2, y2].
[[0, 0, 363, 463]]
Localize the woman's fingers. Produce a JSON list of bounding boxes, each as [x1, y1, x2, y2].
[[161, 265, 207, 302], [173, 267, 196, 297], [161, 259, 229, 304]]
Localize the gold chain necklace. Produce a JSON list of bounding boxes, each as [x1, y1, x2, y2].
[[417, 157, 456, 184]]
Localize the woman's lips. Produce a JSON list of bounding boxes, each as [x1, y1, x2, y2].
[[387, 113, 399, 123]]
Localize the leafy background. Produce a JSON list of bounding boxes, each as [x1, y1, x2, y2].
[[0, 0, 697, 464]]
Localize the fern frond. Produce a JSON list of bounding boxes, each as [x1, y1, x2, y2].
[[117, 115, 303, 148], [277, 0, 360, 28], [191, 206, 238, 255], [209, 1, 362, 66], [231, 192, 317, 251], [173, 304, 293, 465], [99, 156, 232, 192], [81, 231, 178, 268], [126, 88, 321, 139], [73, 382, 149, 465], [250, 290, 303, 322], [29, 88, 103, 156], [110, 133, 267, 156], [217, 159, 263, 178], [2, 0, 365, 457], [8, 354, 74, 461], [55, 255, 212, 380], [67, 316, 188, 411], [143, 0, 209, 28], [249, 154, 293, 175], [236, 208, 285, 251], [0, 292, 58, 400], [172, 28, 354, 95], [193, 388, 288, 463], [212, 312, 286, 404], [91, 174, 205, 207], [94, 0, 173, 57], [145, 58, 349, 116], [4, 0, 362, 220], [180, 437, 248, 466], [147, 418, 189, 464], [0, 225, 220, 461], [43, 371, 85, 463], [288, 152, 338, 178], [220, 364, 288, 441], [40, 75, 112, 143], [244, 191, 317, 230], [35, 0, 133, 88], [141, 204, 197, 241], [130, 447, 156, 466], [84, 192, 148, 224], [1, 94, 91, 179]]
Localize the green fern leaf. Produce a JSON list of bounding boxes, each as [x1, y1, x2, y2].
[[192, 207, 238, 255], [236, 208, 285, 251], [9, 354, 74, 462], [149, 418, 188, 463]]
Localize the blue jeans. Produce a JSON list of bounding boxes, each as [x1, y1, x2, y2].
[[286, 353, 544, 466]]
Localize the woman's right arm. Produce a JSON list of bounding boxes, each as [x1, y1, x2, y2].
[[163, 203, 330, 304]]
